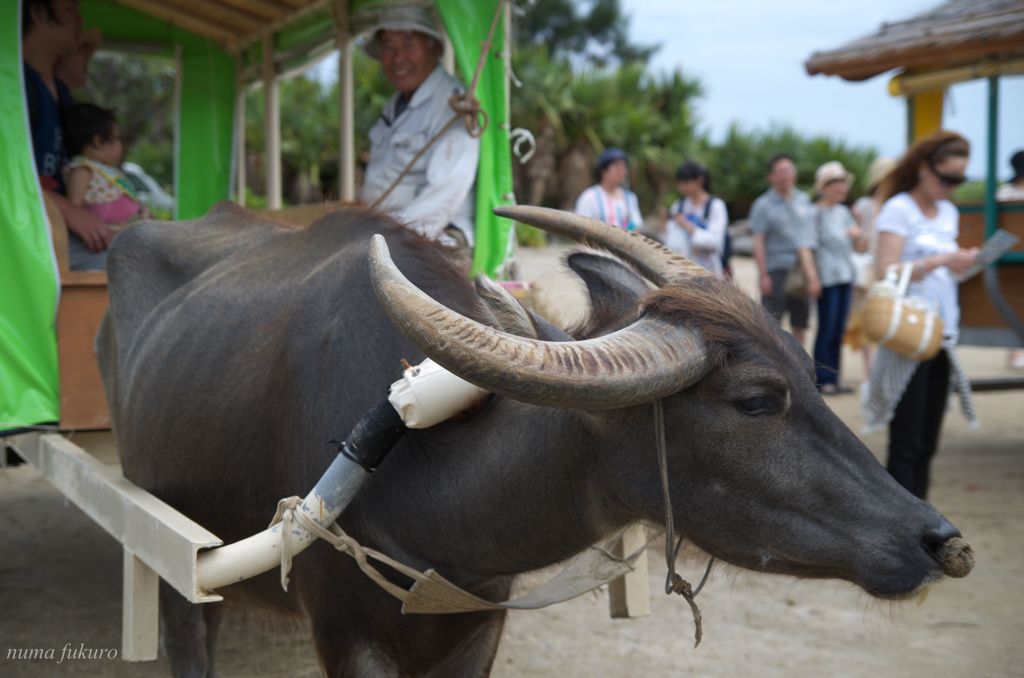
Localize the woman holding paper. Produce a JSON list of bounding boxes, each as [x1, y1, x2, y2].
[[866, 130, 978, 499]]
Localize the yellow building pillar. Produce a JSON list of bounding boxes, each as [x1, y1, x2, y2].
[[907, 89, 944, 142]]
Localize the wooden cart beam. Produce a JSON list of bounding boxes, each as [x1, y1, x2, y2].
[[4, 433, 223, 604]]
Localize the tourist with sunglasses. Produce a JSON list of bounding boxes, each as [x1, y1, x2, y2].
[[866, 130, 979, 499]]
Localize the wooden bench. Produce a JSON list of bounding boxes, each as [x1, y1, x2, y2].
[[45, 194, 111, 430], [255, 200, 355, 228]]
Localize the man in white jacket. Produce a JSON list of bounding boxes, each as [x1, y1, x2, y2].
[[361, 6, 479, 273]]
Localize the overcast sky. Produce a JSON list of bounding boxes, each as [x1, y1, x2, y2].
[[622, 0, 1024, 180]]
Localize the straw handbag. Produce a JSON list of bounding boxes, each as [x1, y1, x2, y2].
[[863, 262, 944, 360]]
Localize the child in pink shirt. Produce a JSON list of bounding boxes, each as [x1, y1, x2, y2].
[[63, 103, 145, 230]]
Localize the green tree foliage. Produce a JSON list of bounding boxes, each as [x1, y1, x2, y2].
[[515, 0, 657, 66], [703, 123, 878, 217], [509, 43, 703, 214], [508, 1, 700, 219], [245, 72, 338, 202]]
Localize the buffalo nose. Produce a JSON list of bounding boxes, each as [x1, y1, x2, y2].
[[922, 519, 974, 578], [922, 519, 960, 553]]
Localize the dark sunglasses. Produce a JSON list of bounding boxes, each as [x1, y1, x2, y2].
[[929, 162, 967, 187]]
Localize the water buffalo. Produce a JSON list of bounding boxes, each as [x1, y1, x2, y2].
[[98, 203, 972, 677]]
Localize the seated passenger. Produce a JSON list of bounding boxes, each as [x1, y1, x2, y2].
[[55, 27, 101, 90], [63, 103, 144, 233], [360, 6, 480, 274], [22, 0, 113, 270]]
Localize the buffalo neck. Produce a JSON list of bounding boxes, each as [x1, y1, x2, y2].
[[344, 397, 637, 580]]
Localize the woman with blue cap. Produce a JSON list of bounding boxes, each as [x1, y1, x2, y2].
[[573, 148, 643, 231]]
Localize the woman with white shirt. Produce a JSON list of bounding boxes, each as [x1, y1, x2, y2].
[[868, 130, 979, 499], [574, 148, 644, 232], [665, 161, 729, 276]]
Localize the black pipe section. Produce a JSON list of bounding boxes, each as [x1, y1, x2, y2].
[[338, 398, 407, 472]]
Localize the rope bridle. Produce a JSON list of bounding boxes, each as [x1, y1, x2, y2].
[[653, 398, 715, 648], [267, 399, 716, 646]]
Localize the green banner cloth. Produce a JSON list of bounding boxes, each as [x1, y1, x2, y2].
[[0, 2, 60, 429], [436, 0, 515, 276]]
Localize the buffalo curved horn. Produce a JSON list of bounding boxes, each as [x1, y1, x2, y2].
[[493, 204, 711, 287], [369, 235, 709, 410]]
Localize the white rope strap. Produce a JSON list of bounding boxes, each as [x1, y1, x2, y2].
[[268, 496, 650, 615], [271, 497, 414, 602]]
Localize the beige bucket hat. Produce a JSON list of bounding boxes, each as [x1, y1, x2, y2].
[[813, 161, 855, 194], [361, 5, 444, 60]]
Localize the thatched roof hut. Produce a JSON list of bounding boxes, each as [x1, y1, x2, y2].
[[805, 0, 1024, 82]]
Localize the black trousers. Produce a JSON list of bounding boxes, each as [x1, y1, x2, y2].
[[887, 351, 950, 499]]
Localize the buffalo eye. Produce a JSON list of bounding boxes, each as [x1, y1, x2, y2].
[[734, 394, 782, 417]]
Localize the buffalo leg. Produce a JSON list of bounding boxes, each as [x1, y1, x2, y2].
[[160, 581, 221, 678], [423, 616, 507, 678]]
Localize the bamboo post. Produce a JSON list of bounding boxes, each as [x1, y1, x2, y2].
[[333, 0, 355, 202], [262, 34, 282, 210], [234, 55, 246, 207]]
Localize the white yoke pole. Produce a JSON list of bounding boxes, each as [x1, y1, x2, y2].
[[197, 454, 370, 590], [196, 360, 486, 593]]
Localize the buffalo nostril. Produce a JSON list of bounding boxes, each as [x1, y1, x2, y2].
[[922, 521, 973, 578], [922, 521, 961, 554]]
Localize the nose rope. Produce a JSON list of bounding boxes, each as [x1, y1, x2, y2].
[[654, 398, 715, 648]]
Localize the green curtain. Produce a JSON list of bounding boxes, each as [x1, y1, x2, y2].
[[0, 2, 236, 430], [0, 2, 60, 429], [436, 0, 515, 276]]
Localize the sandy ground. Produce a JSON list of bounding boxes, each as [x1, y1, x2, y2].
[[1, 252, 1022, 677]]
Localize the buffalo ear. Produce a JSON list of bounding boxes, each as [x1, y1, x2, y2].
[[475, 275, 537, 337], [474, 276, 576, 342], [527, 309, 574, 341], [567, 252, 652, 333]]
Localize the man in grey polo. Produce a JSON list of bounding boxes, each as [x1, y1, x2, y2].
[[750, 154, 816, 345]]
